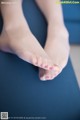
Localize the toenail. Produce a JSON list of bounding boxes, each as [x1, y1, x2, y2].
[[45, 65, 48, 68], [49, 66, 54, 70], [46, 76, 49, 79]]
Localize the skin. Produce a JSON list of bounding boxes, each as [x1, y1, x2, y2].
[[0, 0, 70, 81], [35, 0, 70, 80], [0, 0, 54, 70]]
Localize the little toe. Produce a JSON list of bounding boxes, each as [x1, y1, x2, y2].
[[35, 56, 42, 67], [41, 59, 50, 70], [32, 56, 38, 66]]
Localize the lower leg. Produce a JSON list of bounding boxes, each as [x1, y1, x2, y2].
[[36, 0, 70, 80], [35, 0, 64, 25], [1, 0, 24, 28]]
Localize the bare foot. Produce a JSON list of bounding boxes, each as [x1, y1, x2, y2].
[[0, 15, 53, 70], [39, 23, 70, 81]]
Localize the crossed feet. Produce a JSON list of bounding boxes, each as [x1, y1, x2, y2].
[[0, 12, 70, 81]]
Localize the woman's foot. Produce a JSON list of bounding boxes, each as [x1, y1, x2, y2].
[[0, 24, 54, 70], [39, 23, 70, 81], [0, 2, 54, 70]]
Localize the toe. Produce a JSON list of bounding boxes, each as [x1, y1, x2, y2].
[[37, 57, 44, 68], [41, 59, 49, 69], [39, 68, 45, 78], [39, 69, 55, 81], [39, 69, 47, 81], [40, 74, 53, 81], [53, 64, 60, 72], [38, 57, 54, 70], [40, 76, 46, 81], [44, 59, 54, 70], [39, 64, 62, 81], [39, 64, 61, 81], [32, 56, 38, 66]]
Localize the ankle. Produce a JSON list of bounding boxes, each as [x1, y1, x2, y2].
[[48, 21, 69, 39]]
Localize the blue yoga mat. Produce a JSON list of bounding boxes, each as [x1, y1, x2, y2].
[[0, 52, 80, 120], [0, 0, 80, 120]]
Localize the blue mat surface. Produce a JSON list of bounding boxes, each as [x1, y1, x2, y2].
[[0, 52, 80, 120], [62, 4, 80, 44], [0, 0, 80, 120]]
